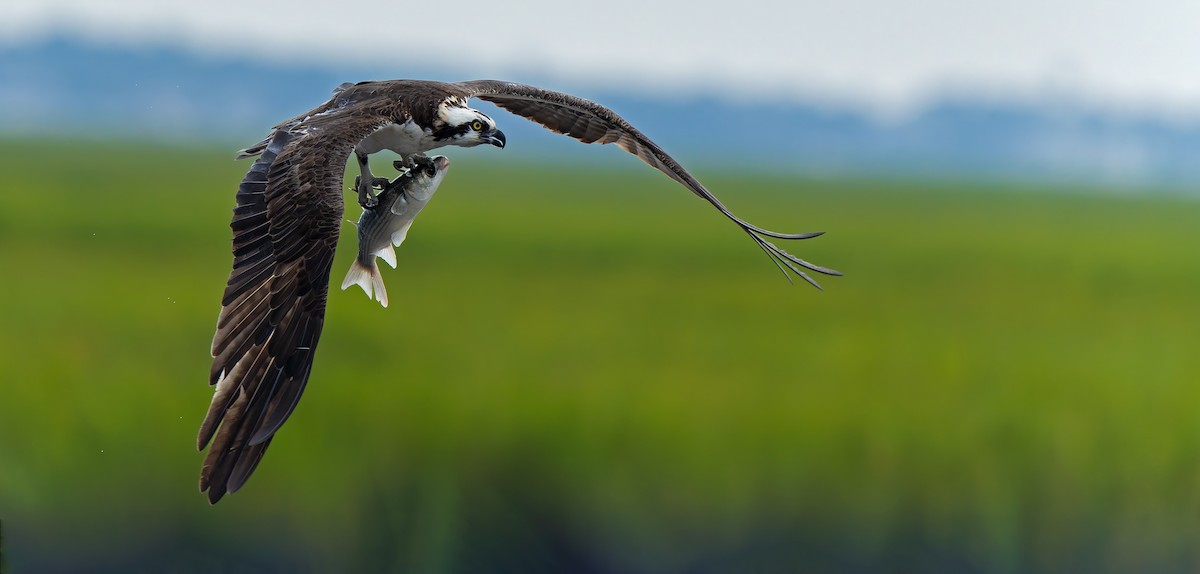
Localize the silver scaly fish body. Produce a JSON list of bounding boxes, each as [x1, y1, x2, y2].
[[340, 155, 450, 307]]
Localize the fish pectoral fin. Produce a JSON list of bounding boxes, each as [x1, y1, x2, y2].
[[376, 245, 398, 269], [389, 225, 414, 249]]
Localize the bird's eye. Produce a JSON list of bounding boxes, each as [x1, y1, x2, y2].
[[471, 120, 484, 131]]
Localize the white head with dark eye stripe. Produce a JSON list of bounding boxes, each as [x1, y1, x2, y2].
[[432, 100, 506, 149]]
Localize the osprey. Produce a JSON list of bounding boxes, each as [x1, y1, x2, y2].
[[197, 79, 840, 503]]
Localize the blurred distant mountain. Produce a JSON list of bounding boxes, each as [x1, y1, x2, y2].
[[4, 37, 1200, 187]]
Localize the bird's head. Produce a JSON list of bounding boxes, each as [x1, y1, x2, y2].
[[432, 100, 506, 149]]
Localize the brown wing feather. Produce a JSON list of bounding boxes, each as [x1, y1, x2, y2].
[[199, 107, 387, 504], [455, 80, 841, 286]]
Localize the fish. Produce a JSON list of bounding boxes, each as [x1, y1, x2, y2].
[[340, 155, 450, 307]]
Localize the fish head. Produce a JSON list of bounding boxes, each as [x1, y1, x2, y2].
[[408, 155, 451, 194]]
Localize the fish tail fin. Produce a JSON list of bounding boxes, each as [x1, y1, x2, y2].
[[340, 259, 389, 308]]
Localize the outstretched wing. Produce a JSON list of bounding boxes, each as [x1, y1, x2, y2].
[[198, 110, 382, 504], [455, 80, 841, 286], [236, 82, 361, 160]]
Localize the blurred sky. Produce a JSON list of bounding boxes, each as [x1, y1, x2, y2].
[[3, 0, 1199, 120]]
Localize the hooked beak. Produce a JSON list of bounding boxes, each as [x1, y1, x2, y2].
[[485, 128, 506, 149]]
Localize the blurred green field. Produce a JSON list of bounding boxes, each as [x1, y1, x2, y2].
[[0, 138, 1198, 573]]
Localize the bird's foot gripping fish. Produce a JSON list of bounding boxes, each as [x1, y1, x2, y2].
[[341, 155, 450, 308]]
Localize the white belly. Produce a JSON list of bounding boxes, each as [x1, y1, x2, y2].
[[356, 120, 434, 156]]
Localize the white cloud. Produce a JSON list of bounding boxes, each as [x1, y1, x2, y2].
[[4, 0, 1200, 119]]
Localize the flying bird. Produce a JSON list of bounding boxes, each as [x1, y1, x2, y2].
[[198, 79, 840, 503]]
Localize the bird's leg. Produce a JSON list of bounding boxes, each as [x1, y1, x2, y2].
[[404, 155, 438, 172], [354, 151, 390, 209], [392, 153, 430, 174]]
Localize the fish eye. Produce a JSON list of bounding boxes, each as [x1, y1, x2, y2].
[[425, 166, 436, 176], [471, 120, 484, 131]]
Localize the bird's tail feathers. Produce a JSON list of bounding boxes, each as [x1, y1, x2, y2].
[[340, 259, 389, 308]]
